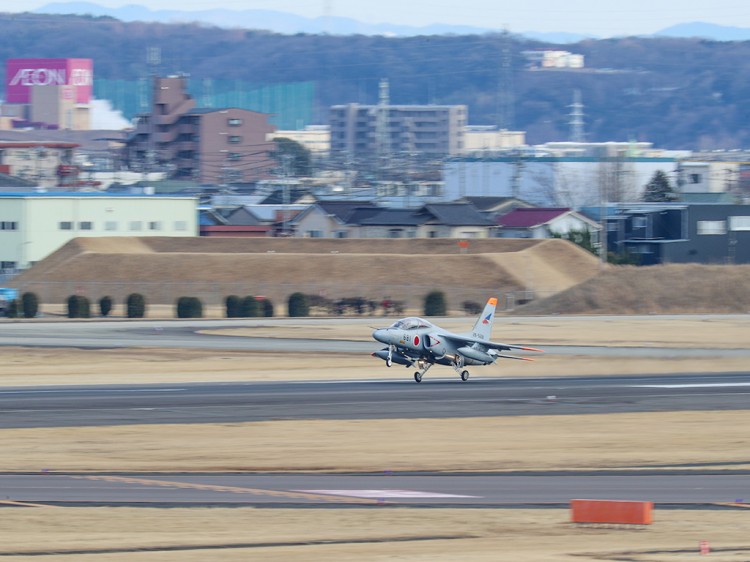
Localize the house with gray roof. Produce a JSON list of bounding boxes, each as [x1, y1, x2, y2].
[[291, 200, 380, 238], [292, 201, 496, 238]]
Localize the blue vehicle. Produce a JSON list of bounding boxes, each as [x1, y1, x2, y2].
[[0, 288, 19, 315]]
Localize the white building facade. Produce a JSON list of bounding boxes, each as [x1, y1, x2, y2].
[[443, 157, 677, 208], [0, 193, 197, 270]]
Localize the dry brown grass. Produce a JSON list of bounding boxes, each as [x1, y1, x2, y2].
[[5, 411, 750, 472], [518, 263, 750, 315], [1, 508, 748, 562]]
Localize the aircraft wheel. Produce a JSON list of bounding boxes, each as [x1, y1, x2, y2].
[[460, 370, 470, 381], [386, 358, 392, 368], [414, 372, 423, 383]]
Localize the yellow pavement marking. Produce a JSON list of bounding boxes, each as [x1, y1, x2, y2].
[[70, 475, 385, 504]]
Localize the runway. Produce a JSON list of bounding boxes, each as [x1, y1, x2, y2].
[[2, 317, 749, 512], [1, 372, 750, 428], [1, 472, 748, 507]]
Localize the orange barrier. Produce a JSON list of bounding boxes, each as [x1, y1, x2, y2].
[[571, 499, 653, 525]]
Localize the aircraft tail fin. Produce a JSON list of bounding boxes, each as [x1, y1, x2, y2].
[[470, 297, 498, 341]]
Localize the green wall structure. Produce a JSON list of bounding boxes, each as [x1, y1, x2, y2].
[[93, 79, 315, 130]]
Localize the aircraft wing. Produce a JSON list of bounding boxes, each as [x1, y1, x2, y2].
[[439, 333, 543, 354]]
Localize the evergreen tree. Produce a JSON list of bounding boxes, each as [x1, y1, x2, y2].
[[273, 138, 312, 177], [643, 170, 677, 202]]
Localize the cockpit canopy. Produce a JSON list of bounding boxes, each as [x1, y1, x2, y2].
[[388, 317, 434, 330]]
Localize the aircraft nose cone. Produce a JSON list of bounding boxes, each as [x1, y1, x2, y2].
[[372, 329, 389, 343]]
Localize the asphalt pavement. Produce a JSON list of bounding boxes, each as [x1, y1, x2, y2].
[[1, 472, 748, 507]]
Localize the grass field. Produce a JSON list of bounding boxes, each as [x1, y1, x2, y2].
[[2, 508, 748, 561]]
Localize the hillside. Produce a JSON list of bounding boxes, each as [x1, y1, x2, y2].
[[516, 263, 750, 315], [10, 237, 600, 308], [2, 13, 750, 147]]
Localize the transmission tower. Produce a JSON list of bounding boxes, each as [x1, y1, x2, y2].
[[376, 78, 391, 173], [569, 89, 585, 143], [496, 29, 515, 131]]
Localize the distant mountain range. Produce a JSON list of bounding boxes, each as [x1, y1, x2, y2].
[[32, 2, 750, 42]]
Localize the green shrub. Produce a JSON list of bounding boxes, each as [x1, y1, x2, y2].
[[21, 292, 39, 319], [67, 295, 90, 318], [225, 295, 241, 318], [176, 296, 203, 318], [261, 298, 274, 317], [126, 293, 146, 319], [66, 295, 79, 318], [99, 296, 113, 317], [5, 299, 18, 318], [287, 292, 309, 317], [240, 295, 260, 317], [79, 296, 91, 318], [424, 290, 447, 316]]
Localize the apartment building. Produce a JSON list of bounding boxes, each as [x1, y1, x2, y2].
[[329, 103, 467, 158], [126, 76, 276, 184]]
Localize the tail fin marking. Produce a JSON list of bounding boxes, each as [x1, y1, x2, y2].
[[471, 297, 498, 341]]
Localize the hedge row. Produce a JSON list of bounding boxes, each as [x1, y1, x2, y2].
[[224, 295, 274, 318], [4, 290, 459, 319]]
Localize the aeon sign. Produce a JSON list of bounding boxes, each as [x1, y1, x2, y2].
[[6, 58, 93, 104]]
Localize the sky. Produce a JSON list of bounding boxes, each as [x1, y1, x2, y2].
[[3, 0, 750, 36]]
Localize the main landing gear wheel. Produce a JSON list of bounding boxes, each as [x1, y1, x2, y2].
[[386, 357, 392, 368], [460, 370, 470, 382], [414, 372, 423, 383]]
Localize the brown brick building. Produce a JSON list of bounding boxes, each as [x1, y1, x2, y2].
[[126, 76, 276, 184]]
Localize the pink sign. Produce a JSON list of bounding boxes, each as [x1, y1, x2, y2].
[[6, 58, 93, 104]]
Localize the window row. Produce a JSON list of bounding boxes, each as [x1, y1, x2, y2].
[[59, 221, 189, 231], [0, 221, 18, 230]]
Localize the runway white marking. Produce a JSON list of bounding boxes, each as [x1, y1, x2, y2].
[[634, 383, 750, 389], [0, 388, 186, 395], [295, 489, 478, 499]]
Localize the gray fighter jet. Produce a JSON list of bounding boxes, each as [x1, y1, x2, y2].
[[372, 297, 542, 383]]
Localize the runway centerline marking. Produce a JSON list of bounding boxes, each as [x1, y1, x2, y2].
[[296, 489, 478, 499], [633, 383, 750, 389], [67, 475, 384, 504], [0, 388, 186, 395]]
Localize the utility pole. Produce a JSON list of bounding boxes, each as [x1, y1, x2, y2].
[[144, 47, 161, 183], [281, 153, 293, 236], [511, 154, 525, 199], [599, 170, 608, 269]]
